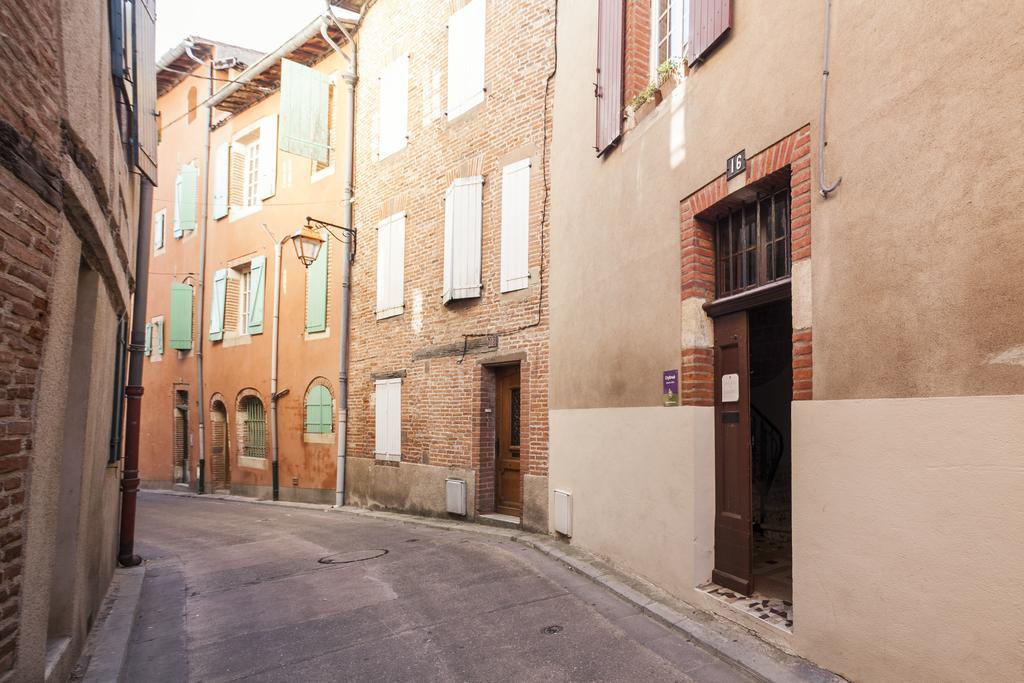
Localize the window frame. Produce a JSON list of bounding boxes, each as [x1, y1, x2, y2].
[[650, 0, 688, 78], [237, 266, 252, 335], [153, 209, 166, 253], [311, 73, 339, 181], [714, 186, 792, 299]]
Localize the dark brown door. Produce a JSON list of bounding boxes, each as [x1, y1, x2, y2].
[[495, 366, 523, 516], [713, 311, 753, 594]]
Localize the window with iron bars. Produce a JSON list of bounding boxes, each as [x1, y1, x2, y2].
[[715, 187, 791, 298]]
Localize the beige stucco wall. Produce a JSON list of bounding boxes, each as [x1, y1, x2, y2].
[[549, 406, 714, 596], [346, 458, 477, 520], [792, 396, 1024, 682]]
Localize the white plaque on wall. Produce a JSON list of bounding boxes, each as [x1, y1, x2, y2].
[[721, 373, 739, 403]]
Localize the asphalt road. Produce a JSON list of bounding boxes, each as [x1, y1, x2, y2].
[[124, 492, 755, 682]]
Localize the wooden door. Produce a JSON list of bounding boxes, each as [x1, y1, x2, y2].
[[713, 311, 753, 594], [210, 406, 228, 491], [495, 366, 523, 516]]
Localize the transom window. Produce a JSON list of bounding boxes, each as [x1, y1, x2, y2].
[[715, 187, 791, 298]]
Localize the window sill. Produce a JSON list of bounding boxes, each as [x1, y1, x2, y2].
[[303, 432, 335, 445], [623, 71, 684, 133], [374, 453, 401, 463], [222, 333, 252, 348], [148, 354, 163, 363], [311, 165, 336, 184], [238, 455, 267, 470], [229, 204, 262, 223], [376, 306, 404, 320], [304, 327, 330, 341], [446, 91, 486, 125], [377, 140, 407, 162]]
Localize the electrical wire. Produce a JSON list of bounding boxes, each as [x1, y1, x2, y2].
[[457, 0, 557, 364]]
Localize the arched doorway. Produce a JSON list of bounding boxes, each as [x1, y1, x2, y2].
[[210, 398, 229, 492]]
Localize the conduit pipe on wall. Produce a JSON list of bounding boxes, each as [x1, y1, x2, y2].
[[323, 2, 358, 509], [119, 179, 154, 566], [260, 223, 290, 501], [818, 0, 842, 197], [186, 44, 212, 493]]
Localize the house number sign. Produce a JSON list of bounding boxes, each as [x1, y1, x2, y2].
[[726, 149, 746, 180]]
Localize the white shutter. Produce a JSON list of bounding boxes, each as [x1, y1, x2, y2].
[[443, 176, 483, 303], [500, 159, 531, 292], [447, 0, 486, 120], [376, 212, 405, 318], [387, 380, 401, 457], [212, 143, 229, 219], [379, 55, 408, 158], [153, 211, 165, 249], [374, 380, 387, 457], [257, 115, 278, 199], [375, 378, 401, 460]]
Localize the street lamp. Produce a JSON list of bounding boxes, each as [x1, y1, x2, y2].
[[291, 224, 326, 267]]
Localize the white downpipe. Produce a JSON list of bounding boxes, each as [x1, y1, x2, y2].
[[322, 4, 358, 509]]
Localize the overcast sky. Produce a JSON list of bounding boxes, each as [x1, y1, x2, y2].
[[155, 0, 330, 58]]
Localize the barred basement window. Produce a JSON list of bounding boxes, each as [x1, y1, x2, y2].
[[715, 186, 791, 298], [241, 396, 266, 458]]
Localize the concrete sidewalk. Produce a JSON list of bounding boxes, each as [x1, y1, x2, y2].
[[139, 488, 842, 683], [73, 565, 146, 682]]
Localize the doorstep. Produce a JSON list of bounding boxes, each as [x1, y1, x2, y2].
[[476, 512, 521, 529], [700, 583, 794, 633]]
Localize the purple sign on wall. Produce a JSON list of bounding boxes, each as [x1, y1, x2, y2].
[[663, 369, 679, 406]]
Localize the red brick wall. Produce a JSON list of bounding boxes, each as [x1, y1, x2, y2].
[[348, 0, 554, 516], [679, 126, 813, 404], [0, 0, 63, 671]]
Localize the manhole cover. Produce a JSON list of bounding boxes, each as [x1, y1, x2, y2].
[[317, 549, 388, 565], [542, 625, 563, 635]]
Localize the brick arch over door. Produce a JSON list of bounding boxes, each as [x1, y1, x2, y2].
[[679, 125, 813, 404]]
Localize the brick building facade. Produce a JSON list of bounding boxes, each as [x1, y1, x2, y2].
[[344, 0, 556, 530], [0, 0, 154, 678]]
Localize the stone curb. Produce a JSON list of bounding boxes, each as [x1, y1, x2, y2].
[[79, 565, 146, 683], [141, 490, 845, 682]]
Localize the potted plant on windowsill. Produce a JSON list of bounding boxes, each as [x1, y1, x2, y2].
[[623, 58, 685, 129]]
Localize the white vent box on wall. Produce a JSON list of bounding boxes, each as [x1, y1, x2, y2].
[[553, 489, 572, 536], [446, 478, 467, 516]]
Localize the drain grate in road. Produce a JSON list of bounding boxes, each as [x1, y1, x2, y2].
[[318, 549, 389, 565], [542, 625, 563, 635]]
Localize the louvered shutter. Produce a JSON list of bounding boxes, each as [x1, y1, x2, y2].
[[595, 0, 624, 155], [280, 59, 330, 163], [305, 238, 328, 333], [209, 269, 227, 341], [376, 213, 405, 318], [212, 143, 229, 219], [154, 319, 163, 355], [169, 283, 193, 350], [305, 385, 333, 433], [178, 164, 198, 231], [442, 177, 483, 303], [248, 256, 266, 334], [379, 55, 409, 158], [133, 0, 158, 182], [257, 116, 278, 199], [500, 159, 531, 292], [144, 322, 152, 356], [447, 0, 486, 119], [689, 0, 732, 63], [153, 211, 165, 249], [173, 173, 183, 238], [386, 380, 401, 457], [228, 146, 245, 208]]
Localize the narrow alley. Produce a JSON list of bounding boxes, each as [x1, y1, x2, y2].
[[123, 493, 755, 682]]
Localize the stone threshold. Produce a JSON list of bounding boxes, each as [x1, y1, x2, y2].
[[700, 583, 794, 633], [142, 489, 844, 683]]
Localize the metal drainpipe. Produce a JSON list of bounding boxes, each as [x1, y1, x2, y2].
[[322, 7, 358, 508], [187, 45, 212, 493], [261, 223, 287, 501], [818, 0, 842, 197], [119, 179, 153, 566]]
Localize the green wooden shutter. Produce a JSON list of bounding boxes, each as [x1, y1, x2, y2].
[[248, 256, 266, 335], [209, 269, 227, 341], [169, 283, 193, 350], [305, 238, 328, 333], [144, 322, 152, 356], [178, 164, 198, 231], [304, 385, 333, 433], [280, 59, 330, 163]]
